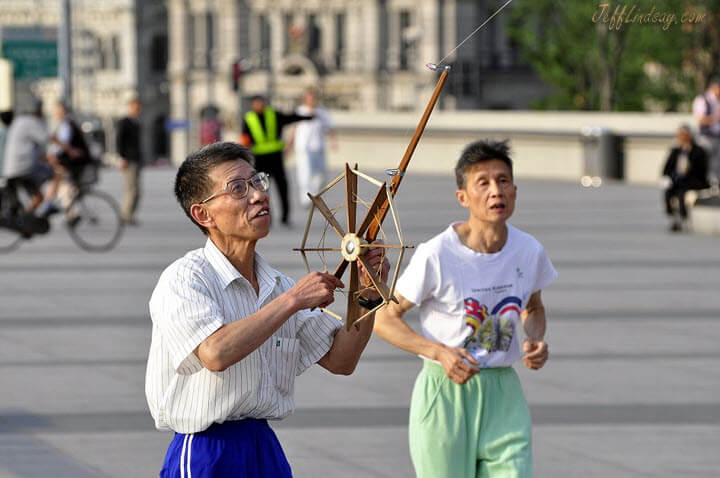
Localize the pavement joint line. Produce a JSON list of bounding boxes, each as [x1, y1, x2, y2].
[[0, 403, 718, 434], [1, 352, 719, 368]]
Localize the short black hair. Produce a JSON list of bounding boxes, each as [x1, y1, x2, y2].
[[250, 94, 266, 103], [455, 139, 513, 188], [175, 142, 255, 234], [708, 77, 720, 88]]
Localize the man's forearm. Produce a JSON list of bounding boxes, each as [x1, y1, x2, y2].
[[319, 313, 375, 375], [522, 306, 546, 343], [196, 293, 299, 371], [375, 306, 443, 361]]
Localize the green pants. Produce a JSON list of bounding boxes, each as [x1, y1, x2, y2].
[[409, 361, 532, 478]]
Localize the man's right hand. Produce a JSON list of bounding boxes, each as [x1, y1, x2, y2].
[[436, 345, 480, 385], [118, 158, 129, 170], [287, 271, 344, 311]]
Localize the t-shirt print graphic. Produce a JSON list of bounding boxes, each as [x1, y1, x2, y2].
[[462, 296, 522, 364]]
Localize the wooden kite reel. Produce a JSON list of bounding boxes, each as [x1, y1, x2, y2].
[[294, 164, 413, 330]]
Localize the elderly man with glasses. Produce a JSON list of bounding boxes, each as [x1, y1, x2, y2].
[[145, 142, 389, 477]]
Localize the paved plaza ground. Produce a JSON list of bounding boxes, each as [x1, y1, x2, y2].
[[0, 165, 718, 477]]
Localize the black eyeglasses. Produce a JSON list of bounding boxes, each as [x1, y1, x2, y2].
[[199, 172, 271, 204]]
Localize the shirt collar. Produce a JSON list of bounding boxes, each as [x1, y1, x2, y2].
[[203, 238, 282, 290]]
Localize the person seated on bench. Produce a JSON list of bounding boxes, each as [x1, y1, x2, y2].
[[662, 125, 710, 232]]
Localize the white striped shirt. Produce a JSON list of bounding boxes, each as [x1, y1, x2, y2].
[[145, 239, 341, 434]]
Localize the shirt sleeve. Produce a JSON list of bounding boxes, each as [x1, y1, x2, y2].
[[30, 119, 51, 145], [693, 96, 707, 120], [531, 245, 558, 293], [319, 109, 333, 131], [278, 111, 314, 129], [293, 309, 341, 375], [57, 121, 72, 143], [149, 263, 225, 375], [394, 243, 438, 306]]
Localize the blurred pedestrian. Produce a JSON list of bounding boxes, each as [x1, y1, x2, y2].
[[239, 95, 312, 226], [375, 140, 557, 478], [41, 100, 91, 216], [293, 87, 336, 207], [200, 105, 222, 146], [692, 77, 720, 186], [145, 142, 389, 476], [116, 97, 142, 225], [662, 125, 709, 232]]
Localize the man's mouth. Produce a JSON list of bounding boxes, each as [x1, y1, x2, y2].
[[252, 207, 270, 219], [489, 204, 506, 211]]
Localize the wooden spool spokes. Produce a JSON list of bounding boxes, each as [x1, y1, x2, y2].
[[294, 164, 413, 330]]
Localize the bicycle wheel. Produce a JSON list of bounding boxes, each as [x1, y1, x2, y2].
[[0, 225, 22, 253], [66, 189, 124, 252]]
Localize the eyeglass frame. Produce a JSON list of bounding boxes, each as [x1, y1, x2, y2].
[[198, 171, 271, 204]]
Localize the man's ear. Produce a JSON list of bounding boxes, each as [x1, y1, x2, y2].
[[455, 188, 469, 209], [190, 204, 215, 230]]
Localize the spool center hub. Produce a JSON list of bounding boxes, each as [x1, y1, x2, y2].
[[341, 233, 364, 262]]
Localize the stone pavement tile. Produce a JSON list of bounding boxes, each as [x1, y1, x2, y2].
[[274, 426, 413, 478], [0, 433, 102, 478], [534, 425, 720, 478], [518, 359, 720, 404], [30, 431, 170, 478]]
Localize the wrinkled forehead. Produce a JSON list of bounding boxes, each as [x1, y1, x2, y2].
[[208, 159, 255, 186], [465, 159, 512, 179]]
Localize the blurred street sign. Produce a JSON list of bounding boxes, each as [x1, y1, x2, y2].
[[0, 27, 58, 79], [166, 119, 190, 131]]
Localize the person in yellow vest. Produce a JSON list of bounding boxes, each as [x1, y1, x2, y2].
[[239, 95, 313, 226]]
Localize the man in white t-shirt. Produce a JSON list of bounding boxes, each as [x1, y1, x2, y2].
[[375, 139, 557, 478], [293, 87, 335, 206]]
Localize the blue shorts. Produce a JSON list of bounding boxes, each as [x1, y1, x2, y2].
[[160, 418, 292, 477]]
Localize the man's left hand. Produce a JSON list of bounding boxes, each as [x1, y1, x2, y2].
[[522, 340, 548, 370], [358, 241, 390, 300]]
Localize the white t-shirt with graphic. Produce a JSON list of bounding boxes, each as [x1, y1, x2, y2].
[[396, 223, 557, 368]]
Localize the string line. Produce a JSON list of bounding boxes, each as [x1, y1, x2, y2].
[[436, 0, 514, 66]]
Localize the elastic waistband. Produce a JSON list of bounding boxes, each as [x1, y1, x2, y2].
[[421, 359, 511, 377], [178, 418, 269, 438]]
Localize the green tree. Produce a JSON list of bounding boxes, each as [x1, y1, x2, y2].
[[507, 0, 719, 111]]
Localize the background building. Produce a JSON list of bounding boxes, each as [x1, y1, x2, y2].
[[0, 0, 169, 164], [167, 0, 548, 164]]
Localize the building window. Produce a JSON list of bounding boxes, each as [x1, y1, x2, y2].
[[205, 11, 215, 70], [190, 12, 215, 70], [110, 35, 122, 70], [283, 13, 292, 55], [96, 37, 106, 70], [335, 13, 345, 70], [150, 34, 168, 73], [258, 15, 271, 68], [307, 14, 321, 63], [398, 10, 411, 71]]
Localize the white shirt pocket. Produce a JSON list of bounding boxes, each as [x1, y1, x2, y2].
[[268, 337, 300, 396]]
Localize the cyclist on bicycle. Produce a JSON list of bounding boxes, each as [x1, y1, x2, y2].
[[2, 98, 81, 215], [42, 100, 92, 216]]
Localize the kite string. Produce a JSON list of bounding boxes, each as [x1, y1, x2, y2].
[[435, 0, 514, 67]]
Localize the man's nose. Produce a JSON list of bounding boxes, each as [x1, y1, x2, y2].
[[248, 186, 268, 203], [489, 180, 503, 195]]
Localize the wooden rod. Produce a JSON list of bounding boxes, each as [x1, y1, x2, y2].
[[365, 68, 450, 241]]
